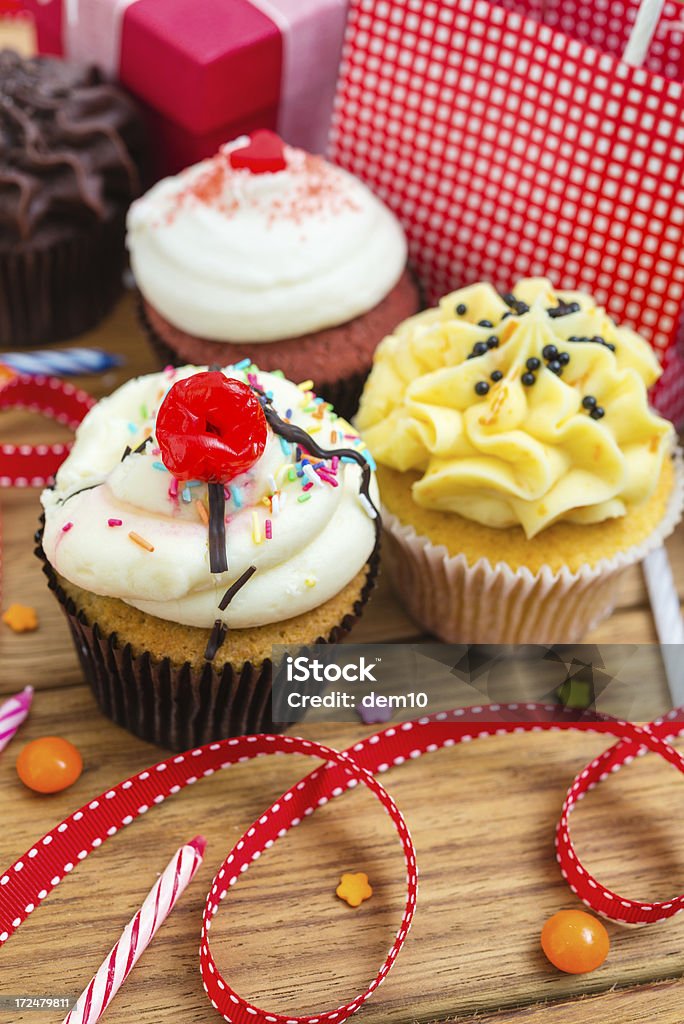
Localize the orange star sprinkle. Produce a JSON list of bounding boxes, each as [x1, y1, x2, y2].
[[336, 872, 373, 908], [2, 604, 39, 633], [0, 364, 17, 390]]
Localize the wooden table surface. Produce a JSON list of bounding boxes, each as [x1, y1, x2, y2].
[[1, 293, 684, 1024]]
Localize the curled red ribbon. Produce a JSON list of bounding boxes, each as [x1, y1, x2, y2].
[[0, 374, 95, 487], [2, 704, 684, 1023]]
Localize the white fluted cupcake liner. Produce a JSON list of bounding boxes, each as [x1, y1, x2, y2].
[[381, 450, 684, 644]]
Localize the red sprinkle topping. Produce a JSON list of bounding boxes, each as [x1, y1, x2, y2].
[[108, 518, 123, 527], [173, 143, 357, 225], [229, 130, 287, 174]]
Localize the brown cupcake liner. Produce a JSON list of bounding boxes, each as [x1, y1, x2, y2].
[[0, 209, 128, 348], [35, 526, 379, 750], [138, 296, 376, 422]]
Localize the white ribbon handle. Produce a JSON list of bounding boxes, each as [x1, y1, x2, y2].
[[623, 0, 668, 65], [642, 546, 684, 706]]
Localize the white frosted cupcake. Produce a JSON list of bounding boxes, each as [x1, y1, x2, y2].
[[127, 131, 421, 419], [39, 364, 380, 748], [356, 278, 683, 643]]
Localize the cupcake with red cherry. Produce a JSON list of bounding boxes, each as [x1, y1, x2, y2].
[[38, 364, 379, 749], [127, 131, 420, 419]]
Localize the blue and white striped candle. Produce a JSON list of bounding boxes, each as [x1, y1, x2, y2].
[[0, 348, 123, 377]]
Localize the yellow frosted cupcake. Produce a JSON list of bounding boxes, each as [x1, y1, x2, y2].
[[356, 278, 683, 642]]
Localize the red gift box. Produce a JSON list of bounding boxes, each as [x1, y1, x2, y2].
[[0, 1, 29, 15], [330, 0, 684, 424], [24, 0, 349, 177]]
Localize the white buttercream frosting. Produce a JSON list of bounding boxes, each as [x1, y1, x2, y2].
[[41, 365, 379, 629], [126, 139, 408, 343]]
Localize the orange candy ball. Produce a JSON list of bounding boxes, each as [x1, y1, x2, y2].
[[16, 737, 83, 794], [541, 910, 610, 974]]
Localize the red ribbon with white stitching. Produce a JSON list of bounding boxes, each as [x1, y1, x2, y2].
[[0, 374, 95, 487], [2, 705, 684, 1023]]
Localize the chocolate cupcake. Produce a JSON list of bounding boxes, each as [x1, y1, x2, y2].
[[127, 131, 420, 419], [39, 363, 380, 749], [0, 50, 145, 347]]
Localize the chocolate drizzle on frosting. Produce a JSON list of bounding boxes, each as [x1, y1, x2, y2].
[[133, 436, 153, 454], [207, 482, 228, 574], [219, 565, 257, 611], [203, 388, 380, 630], [56, 480, 103, 506], [0, 50, 144, 244], [257, 394, 380, 536]]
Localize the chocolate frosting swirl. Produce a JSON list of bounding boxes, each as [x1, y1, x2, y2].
[[0, 50, 144, 244]]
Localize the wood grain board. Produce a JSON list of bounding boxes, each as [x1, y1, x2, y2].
[[1, 292, 684, 1024]]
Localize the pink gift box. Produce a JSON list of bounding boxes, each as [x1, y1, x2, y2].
[[24, 0, 348, 177]]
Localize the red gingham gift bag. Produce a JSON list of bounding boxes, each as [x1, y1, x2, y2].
[[329, 0, 684, 423]]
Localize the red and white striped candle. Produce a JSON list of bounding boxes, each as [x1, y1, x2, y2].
[[63, 835, 206, 1024], [0, 686, 33, 753]]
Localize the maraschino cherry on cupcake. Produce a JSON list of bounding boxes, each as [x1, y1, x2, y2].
[[39, 363, 380, 749], [127, 130, 420, 419]]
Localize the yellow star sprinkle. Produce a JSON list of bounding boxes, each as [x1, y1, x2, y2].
[[2, 603, 39, 633], [336, 872, 373, 908]]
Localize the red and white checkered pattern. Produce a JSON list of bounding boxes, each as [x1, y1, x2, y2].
[[330, 0, 684, 422], [500, 0, 684, 79]]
